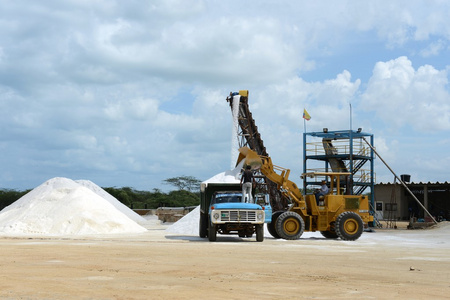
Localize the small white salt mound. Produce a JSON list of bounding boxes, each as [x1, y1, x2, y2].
[[0, 177, 147, 236], [75, 179, 146, 225], [166, 205, 200, 235]]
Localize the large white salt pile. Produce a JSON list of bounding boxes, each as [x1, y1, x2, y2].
[[0, 177, 147, 236], [75, 179, 146, 225]]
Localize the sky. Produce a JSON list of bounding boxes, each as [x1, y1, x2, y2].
[[0, 0, 449, 192]]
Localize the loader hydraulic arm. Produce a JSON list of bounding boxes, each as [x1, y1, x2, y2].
[[237, 147, 304, 206]]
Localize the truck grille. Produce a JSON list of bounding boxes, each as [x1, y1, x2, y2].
[[221, 210, 257, 222]]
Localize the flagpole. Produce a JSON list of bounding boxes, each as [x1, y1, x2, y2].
[[303, 108, 310, 133], [349, 103, 352, 131], [303, 117, 306, 134]]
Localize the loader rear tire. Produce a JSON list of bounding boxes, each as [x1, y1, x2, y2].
[[267, 211, 283, 239], [335, 211, 364, 241], [275, 211, 304, 240]]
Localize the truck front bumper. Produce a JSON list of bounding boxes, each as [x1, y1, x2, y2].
[[210, 209, 265, 224]]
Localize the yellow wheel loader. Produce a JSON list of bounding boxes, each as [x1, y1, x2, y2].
[[237, 146, 373, 241]]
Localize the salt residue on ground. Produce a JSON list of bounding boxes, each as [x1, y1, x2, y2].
[[0, 177, 147, 236]]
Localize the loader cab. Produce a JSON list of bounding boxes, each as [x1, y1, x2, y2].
[[301, 171, 353, 214], [302, 171, 352, 197]]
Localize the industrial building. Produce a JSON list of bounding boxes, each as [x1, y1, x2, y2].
[[374, 179, 450, 223]]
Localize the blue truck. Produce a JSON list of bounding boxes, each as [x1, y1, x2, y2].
[[199, 182, 272, 242]]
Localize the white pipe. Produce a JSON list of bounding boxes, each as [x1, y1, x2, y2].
[[362, 137, 437, 224]]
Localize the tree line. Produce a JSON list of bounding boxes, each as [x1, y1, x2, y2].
[[0, 176, 201, 211]]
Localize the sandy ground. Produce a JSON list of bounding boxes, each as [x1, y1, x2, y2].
[[0, 221, 449, 300]]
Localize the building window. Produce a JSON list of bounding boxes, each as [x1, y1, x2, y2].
[[385, 203, 397, 211], [376, 202, 383, 211]]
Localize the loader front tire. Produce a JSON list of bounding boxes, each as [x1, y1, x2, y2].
[[275, 211, 304, 240]]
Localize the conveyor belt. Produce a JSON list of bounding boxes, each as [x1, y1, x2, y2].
[[226, 92, 289, 211]]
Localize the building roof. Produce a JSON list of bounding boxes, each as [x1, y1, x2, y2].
[[377, 181, 450, 186]]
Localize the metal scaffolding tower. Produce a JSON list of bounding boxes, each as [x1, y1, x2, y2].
[[303, 129, 376, 220]]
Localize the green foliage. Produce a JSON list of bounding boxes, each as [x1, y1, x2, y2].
[[167, 190, 200, 207], [0, 189, 30, 210], [162, 176, 201, 192], [103, 187, 200, 209]]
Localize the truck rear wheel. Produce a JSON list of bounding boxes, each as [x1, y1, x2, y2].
[[275, 211, 304, 240], [256, 224, 264, 242], [199, 212, 208, 238], [267, 211, 283, 239], [208, 221, 217, 242], [335, 211, 364, 241]]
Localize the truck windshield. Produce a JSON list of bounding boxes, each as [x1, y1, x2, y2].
[[212, 193, 242, 204]]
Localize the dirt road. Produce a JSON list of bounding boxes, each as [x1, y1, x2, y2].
[[0, 223, 449, 299]]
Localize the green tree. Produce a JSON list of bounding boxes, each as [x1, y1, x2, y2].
[[167, 190, 200, 207], [0, 189, 30, 210], [162, 176, 201, 192]]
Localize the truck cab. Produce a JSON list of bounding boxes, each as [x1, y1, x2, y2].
[[199, 182, 271, 242]]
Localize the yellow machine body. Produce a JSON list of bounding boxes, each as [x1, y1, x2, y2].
[[237, 147, 373, 240]]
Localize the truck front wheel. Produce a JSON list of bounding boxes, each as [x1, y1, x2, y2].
[[256, 224, 264, 242], [208, 221, 217, 242], [275, 211, 305, 240]]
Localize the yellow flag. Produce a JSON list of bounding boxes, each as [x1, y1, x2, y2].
[[303, 109, 311, 121]]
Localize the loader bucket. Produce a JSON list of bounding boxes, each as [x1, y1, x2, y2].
[[237, 147, 262, 169]]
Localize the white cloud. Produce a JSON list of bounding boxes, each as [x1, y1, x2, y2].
[[1, 1, 450, 190], [361, 56, 449, 131], [420, 39, 447, 57], [104, 98, 159, 121]]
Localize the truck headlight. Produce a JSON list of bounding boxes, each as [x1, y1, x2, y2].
[[213, 212, 220, 220], [257, 212, 264, 220]]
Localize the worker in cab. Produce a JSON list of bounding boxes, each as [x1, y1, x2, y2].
[[314, 180, 329, 205]]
